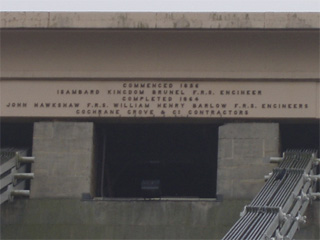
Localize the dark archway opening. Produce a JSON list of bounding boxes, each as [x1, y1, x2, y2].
[[95, 123, 219, 199], [0, 122, 34, 153], [280, 123, 319, 153]]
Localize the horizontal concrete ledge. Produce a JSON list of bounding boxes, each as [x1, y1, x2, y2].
[[93, 197, 217, 202], [1, 71, 320, 80], [1, 12, 319, 29]]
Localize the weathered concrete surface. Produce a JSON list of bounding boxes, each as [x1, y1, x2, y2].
[[1, 12, 319, 29], [1, 199, 318, 239], [294, 201, 320, 240], [31, 122, 95, 198], [0, 199, 249, 239], [217, 123, 280, 199]]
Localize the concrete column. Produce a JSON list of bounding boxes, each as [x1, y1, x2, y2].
[[31, 122, 95, 198], [217, 123, 280, 199]]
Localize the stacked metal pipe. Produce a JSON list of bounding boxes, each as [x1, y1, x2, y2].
[[222, 150, 319, 240], [0, 148, 34, 204]]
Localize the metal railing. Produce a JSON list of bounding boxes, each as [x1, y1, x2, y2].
[[222, 150, 320, 240], [1, 148, 35, 204]]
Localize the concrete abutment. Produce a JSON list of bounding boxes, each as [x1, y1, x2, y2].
[[30, 121, 282, 200], [217, 123, 280, 199], [31, 121, 95, 198], [1, 121, 318, 239]]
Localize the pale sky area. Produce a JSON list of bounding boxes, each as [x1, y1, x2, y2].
[[0, 0, 319, 12]]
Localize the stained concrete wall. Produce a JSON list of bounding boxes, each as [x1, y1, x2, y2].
[[1, 199, 249, 239], [217, 123, 280, 199], [31, 122, 95, 198], [295, 201, 320, 240], [1, 199, 318, 239]]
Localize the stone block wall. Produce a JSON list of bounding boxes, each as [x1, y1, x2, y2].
[[217, 123, 280, 199], [31, 122, 95, 198]]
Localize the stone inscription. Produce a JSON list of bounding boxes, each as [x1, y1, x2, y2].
[[1, 80, 318, 118]]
